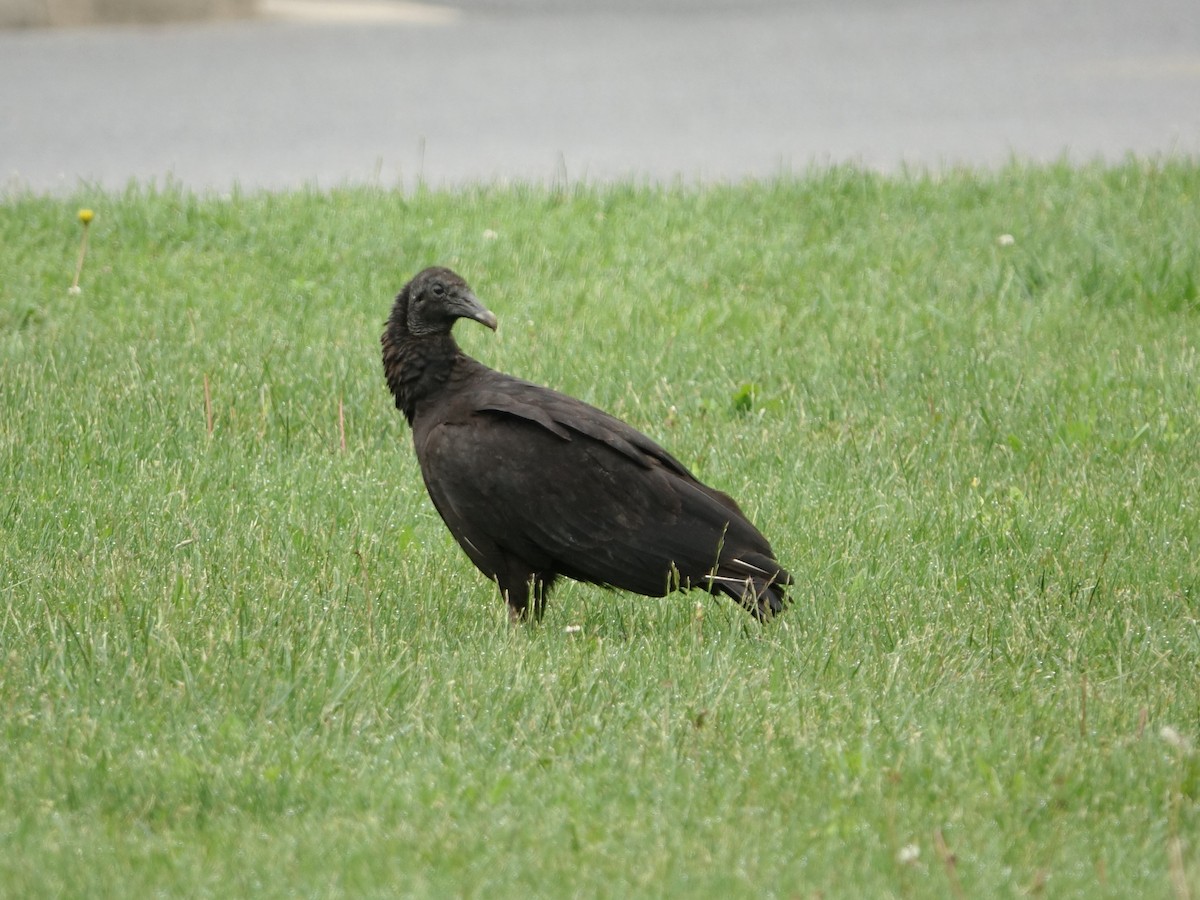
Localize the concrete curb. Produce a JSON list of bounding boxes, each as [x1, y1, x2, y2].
[[261, 0, 460, 24]]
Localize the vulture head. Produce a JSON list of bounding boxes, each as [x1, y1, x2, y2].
[[400, 266, 498, 337], [382, 267, 500, 424]]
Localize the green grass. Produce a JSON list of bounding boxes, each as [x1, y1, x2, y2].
[[1, 162, 1198, 898]]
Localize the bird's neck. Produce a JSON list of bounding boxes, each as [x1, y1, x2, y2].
[[383, 333, 463, 425]]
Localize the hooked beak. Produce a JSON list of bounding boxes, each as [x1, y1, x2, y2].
[[455, 291, 498, 331]]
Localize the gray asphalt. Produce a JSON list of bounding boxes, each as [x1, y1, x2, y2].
[[2, 0, 1198, 193]]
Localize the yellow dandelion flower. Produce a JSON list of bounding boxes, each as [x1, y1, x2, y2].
[[71, 208, 94, 294]]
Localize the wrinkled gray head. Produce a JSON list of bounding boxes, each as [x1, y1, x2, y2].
[[402, 267, 498, 337]]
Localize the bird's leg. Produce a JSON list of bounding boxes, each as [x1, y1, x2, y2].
[[528, 575, 551, 622], [498, 572, 556, 623], [499, 580, 531, 622], [497, 567, 538, 622]]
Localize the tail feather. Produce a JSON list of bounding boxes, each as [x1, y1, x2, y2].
[[708, 553, 793, 620]]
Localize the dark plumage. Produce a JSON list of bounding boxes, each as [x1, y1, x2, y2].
[[381, 266, 792, 621]]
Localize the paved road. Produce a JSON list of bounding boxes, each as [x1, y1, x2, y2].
[[2, 0, 1198, 193]]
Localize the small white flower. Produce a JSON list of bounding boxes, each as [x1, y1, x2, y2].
[[482, 229, 498, 241], [897, 843, 920, 864], [564, 624, 582, 634], [996, 233, 1015, 247]]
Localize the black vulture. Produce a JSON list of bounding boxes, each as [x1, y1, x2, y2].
[[381, 266, 792, 621]]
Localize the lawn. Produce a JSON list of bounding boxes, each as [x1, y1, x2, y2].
[[1, 162, 1198, 897]]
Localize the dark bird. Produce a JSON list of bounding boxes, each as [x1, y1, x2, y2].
[[381, 266, 792, 622]]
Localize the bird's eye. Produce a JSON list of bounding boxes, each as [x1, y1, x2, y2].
[[431, 283, 446, 297]]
